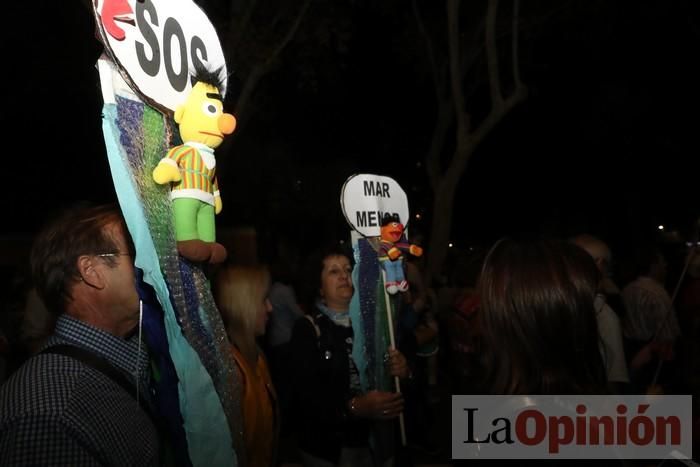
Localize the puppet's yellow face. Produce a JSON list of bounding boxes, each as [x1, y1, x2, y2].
[[175, 82, 236, 148]]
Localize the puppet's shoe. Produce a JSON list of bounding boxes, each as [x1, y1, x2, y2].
[[177, 239, 213, 262], [386, 283, 399, 295], [398, 280, 409, 292], [209, 242, 228, 264]]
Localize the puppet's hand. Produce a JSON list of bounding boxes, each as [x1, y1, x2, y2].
[[215, 196, 223, 214], [409, 245, 423, 257], [388, 247, 401, 260], [153, 160, 181, 184]]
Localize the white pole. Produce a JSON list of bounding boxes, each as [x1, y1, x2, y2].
[[382, 269, 407, 446], [650, 246, 697, 388]]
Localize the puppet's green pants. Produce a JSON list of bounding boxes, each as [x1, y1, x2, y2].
[[172, 198, 216, 242]]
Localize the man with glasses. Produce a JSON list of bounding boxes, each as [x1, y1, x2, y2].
[[0, 203, 160, 465]]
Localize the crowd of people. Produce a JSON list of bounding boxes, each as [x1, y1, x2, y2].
[[0, 203, 697, 466]]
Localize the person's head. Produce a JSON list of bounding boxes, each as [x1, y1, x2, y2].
[[30, 203, 139, 336], [688, 249, 700, 279], [215, 265, 271, 362], [478, 237, 606, 395], [175, 64, 236, 149], [570, 234, 620, 295], [630, 243, 667, 284], [570, 234, 612, 278], [380, 214, 404, 244], [302, 244, 353, 312]]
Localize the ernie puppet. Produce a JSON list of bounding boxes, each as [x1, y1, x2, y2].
[[378, 214, 423, 294]]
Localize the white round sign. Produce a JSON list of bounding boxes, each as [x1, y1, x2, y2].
[[340, 174, 410, 237], [94, 0, 227, 112]]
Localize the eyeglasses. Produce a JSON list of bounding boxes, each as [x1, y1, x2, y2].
[[96, 252, 132, 258]]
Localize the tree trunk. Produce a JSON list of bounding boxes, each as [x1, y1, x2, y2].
[[420, 0, 526, 288], [425, 173, 459, 286]]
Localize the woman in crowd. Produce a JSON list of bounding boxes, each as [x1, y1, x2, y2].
[[288, 245, 410, 467], [454, 238, 621, 467], [478, 237, 607, 394], [216, 265, 278, 467]]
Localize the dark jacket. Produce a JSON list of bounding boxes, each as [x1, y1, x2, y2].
[[287, 310, 370, 463]]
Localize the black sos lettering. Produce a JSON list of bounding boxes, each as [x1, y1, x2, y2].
[[134, 0, 209, 92]]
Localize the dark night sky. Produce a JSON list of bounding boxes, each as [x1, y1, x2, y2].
[[3, 0, 699, 260]]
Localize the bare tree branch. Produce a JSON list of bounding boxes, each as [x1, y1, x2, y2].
[[228, 0, 259, 52], [450, 60, 526, 177], [420, 0, 532, 285], [459, 17, 486, 79], [268, 5, 291, 37], [450, 84, 526, 176], [234, 0, 312, 119], [425, 97, 454, 189], [412, 0, 441, 103], [267, 0, 312, 67], [512, 0, 522, 86], [448, 0, 469, 142], [486, 0, 503, 109]]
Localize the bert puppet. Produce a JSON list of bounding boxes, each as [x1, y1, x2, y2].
[[153, 66, 236, 263]]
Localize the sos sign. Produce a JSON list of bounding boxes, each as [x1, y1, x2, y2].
[[94, 0, 227, 112]]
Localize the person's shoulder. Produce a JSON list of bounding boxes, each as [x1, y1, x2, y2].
[[631, 277, 672, 304], [622, 278, 654, 303], [596, 302, 621, 327], [0, 353, 85, 423], [1, 349, 130, 404], [270, 281, 294, 297], [269, 282, 300, 306], [621, 278, 642, 294], [291, 310, 340, 346], [291, 314, 320, 341]]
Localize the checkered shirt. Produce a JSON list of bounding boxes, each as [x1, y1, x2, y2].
[[0, 315, 159, 466]]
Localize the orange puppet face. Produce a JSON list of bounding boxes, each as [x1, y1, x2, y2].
[[381, 222, 404, 243]]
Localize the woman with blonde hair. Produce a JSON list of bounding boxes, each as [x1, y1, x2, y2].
[[215, 265, 277, 467]]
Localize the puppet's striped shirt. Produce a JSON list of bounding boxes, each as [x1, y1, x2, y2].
[[162, 142, 219, 205]]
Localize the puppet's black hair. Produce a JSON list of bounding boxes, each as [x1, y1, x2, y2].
[[381, 213, 401, 226], [191, 63, 226, 93]]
